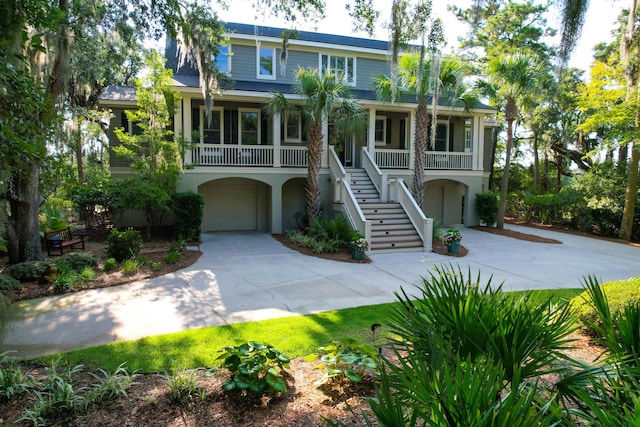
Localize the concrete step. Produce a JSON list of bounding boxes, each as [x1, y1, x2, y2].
[[361, 207, 404, 215], [371, 239, 423, 251], [371, 223, 416, 231], [369, 217, 412, 225], [355, 197, 381, 203], [372, 228, 419, 237]]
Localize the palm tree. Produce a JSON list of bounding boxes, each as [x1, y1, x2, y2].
[[265, 67, 366, 224], [485, 53, 545, 229], [373, 53, 478, 207]]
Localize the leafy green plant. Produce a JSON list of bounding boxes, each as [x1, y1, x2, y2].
[[87, 363, 139, 405], [306, 337, 378, 384], [0, 351, 34, 400], [20, 359, 86, 425], [571, 276, 640, 337], [164, 251, 181, 264], [103, 258, 118, 272], [475, 191, 499, 226], [78, 267, 96, 283], [168, 238, 187, 255], [4, 261, 50, 282], [150, 261, 162, 271], [121, 259, 140, 275], [217, 341, 290, 394], [162, 367, 203, 404], [171, 192, 204, 242], [105, 227, 142, 262], [55, 252, 99, 273], [53, 264, 79, 293], [0, 274, 21, 293]]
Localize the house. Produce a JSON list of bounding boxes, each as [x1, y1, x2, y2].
[[100, 22, 496, 252]]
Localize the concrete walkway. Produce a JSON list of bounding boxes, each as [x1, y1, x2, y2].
[[1, 224, 638, 359]]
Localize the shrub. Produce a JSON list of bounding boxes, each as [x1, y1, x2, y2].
[[87, 364, 139, 405], [121, 259, 139, 275], [162, 367, 203, 404], [0, 274, 20, 293], [53, 264, 79, 293], [150, 261, 162, 271], [55, 252, 99, 273], [102, 258, 118, 272], [0, 351, 34, 400], [4, 261, 50, 282], [168, 238, 187, 255], [306, 338, 378, 384], [164, 251, 181, 264], [217, 341, 290, 394], [78, 267, 96, 283], [475, 192, 498, 226], [571, 276, 640, 337], [105, 228, 142, 262], [171, 192, 204, 242]]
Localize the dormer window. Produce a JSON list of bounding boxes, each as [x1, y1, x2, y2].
[[257, 45, 276, 80], [320, 54, 355, 86]]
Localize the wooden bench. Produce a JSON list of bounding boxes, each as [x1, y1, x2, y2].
[[44, 227, 85, 256]]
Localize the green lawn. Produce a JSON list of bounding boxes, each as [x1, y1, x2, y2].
[[52, 288, 583, 373]]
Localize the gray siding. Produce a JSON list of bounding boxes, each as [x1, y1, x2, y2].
[[355, 57, 388, 91], [483, 127, 495, 172], [230, 44, 256, 81]]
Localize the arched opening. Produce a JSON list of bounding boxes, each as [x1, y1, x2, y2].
[[198, 178, 271, 232]]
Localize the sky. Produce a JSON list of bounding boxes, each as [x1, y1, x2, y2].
[[215, 0, 624, 72]]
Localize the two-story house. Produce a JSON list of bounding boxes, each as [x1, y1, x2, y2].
[[100, 22, 496, 252]]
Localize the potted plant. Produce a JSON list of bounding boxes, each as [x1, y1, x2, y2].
[[352, 237, 368, 260], [442, 227, 462, 254]]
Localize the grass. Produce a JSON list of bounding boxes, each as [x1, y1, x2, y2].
[[47, 289, 583, 374]]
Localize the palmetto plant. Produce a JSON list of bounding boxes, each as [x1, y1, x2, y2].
[[265, 68, 366, 223]]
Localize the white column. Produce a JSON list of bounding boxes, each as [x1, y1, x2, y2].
[[271, 180, 283, 233], [273, 113, 281, 167], [473, 115, 484, 171], [182, 94, 193, 164], [321, 118, 329, 168], [367, 108, 376, 152], [409, 110, 416, 171]]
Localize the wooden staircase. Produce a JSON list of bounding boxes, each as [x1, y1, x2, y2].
[[349, 169, 423, 252]]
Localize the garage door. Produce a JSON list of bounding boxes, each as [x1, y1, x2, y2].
[[203, 184, 257, 231]]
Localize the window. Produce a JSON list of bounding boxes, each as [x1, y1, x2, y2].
[[464, 120, 472, 152], [257, 45, 275, 79], [215, 45, 231, 74], [121, 111, 142, 135], [320, 54, 355, 85], [200, 107, 223, 144], [284, 111, 302, 143], [239, 109, 260, 145], [434, 121, 449, 151], [374, 116, 386, 146]]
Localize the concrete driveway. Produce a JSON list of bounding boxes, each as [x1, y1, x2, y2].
[[1, 224, 638, 359]]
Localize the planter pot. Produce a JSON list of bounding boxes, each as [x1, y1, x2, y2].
[[352, 248, 365, 260], [447, 241, 460, 254]]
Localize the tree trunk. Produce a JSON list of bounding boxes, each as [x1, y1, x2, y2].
[[497, 97, 517, 230], [532, 130, 540, 191], [411, 101, 428, 208], [306, 123, 323, 223], [619, 144, 639, 240], [7, 161, 43, 263]]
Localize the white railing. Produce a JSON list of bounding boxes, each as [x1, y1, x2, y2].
[[280, 146, 307, 167], [343, 183, 372, 249], [195, 145, 274, 166], [329, 146, 348, 203], [390, 179, 432, 251], [375, 149, 410, 169], [425, 152, 473, 170], [361, 147, 388, 201]]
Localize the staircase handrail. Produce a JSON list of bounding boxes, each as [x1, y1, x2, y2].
[[393, 178, 433, 251], [329, 146, 349, 203], [361, 147, 388, 202], [343, 182, 372, 249]]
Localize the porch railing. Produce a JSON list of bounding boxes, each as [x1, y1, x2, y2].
[[425, 152, 473, 170], [389, 179, 432, 251], [193, 145, 307, 167], [375, 149, 410, 169], [374, 149, 473, 170]]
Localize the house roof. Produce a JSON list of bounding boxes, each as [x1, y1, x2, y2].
[[98, 85, 137, 102]]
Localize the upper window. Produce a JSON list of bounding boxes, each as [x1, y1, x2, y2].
[[239, 109, 260, 145], [215, 45, 231, 74], [284, 111, 302, 143], [257, 45, 276, 79], [464, 120, 472, 152], [200, 107, 223, 144], [320, 54, 355, 85]]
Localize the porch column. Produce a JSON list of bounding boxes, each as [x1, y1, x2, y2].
[[367, 108, 376, 152], [321, 118, 329, 168], [182, 94, 193, 164], [273, 113, 281, 167], [271, 180, 283, 233], [409, 110, 416, 171], [473, 115, 484, 171]]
